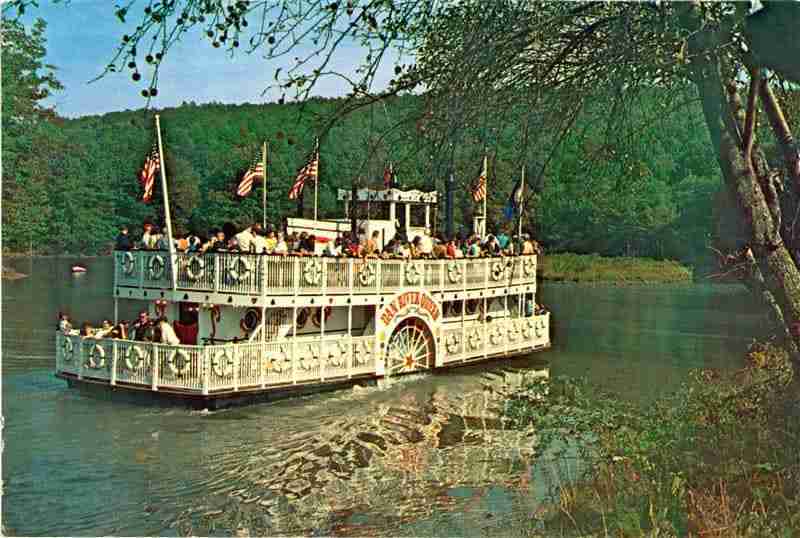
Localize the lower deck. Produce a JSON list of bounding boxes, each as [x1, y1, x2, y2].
[[55, 312, 551, 403]]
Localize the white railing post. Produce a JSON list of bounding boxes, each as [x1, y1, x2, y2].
[[376, 259, 382, 295], [233, 345, 240, 391], [151, 344, 159, 391], [213, 254, 220, 294], [110, 340, 118, 386], [78, 339, 84, 380], [293, 257, 300, 297], [202, 348, 210, 395]]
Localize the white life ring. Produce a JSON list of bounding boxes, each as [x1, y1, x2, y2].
[[327, 341, 348, 367], [535, 318, 546, 338], [297, 344, 320, 371], [86, 343, 107, 369], [468, 329, 482, 351], [62, 336, 75, 362], [508, 323, 520, 342], [522, 319, 535, 338], [447, 261, 463, 284], [167, 349, 192, 377], [445, 333, 460, 355], [354, 340, 372, 365], [491, 261, 506, 281], [489, 327, 504, 346], [186, 255, 205, 281], [405, 262, 423, 285], [311, 306, 332, 327], [227, 256, 251, 283], [303, 258, 323, 285], [522, 257, 536, 277], [211, 349, 234, 378], [121, 251, 136, 276], [265, 351, 286, 373], [124, 345, 149, 371], [358, 263, 376, 286], [148, 255, 166, 280]]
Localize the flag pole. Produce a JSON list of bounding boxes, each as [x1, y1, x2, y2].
[[313, 137, 320, 222], [262, 140, 268, 230], [519, 164, 525, 238], [482, 155, 488, 237], [154, 114, 177, 292]]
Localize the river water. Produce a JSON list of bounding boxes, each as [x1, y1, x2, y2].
[[1, 257, 765, 536]]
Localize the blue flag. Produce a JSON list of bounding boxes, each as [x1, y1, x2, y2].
[[503, 176, 524, 220]]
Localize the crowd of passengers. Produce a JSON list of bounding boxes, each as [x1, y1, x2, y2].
[[114, 222, 542, 258], [58, 310, 188, 345]]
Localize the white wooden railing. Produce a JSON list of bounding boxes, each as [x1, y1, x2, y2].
[[114, 251, 538, 297], [55, 313, 549, 394]]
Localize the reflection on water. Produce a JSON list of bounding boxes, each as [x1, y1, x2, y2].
[[2, 258, 765, 535]]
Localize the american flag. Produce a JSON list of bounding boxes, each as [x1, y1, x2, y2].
[[383, 162, 394, 189], [471, 156, 488, 202], [139, 143, 160, 203], [288, 151, 319, 200], [236, 156, 265, 197]]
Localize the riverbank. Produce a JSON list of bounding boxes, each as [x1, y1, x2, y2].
[[504, 343, 799, 536], [538, 253, 693, 283]]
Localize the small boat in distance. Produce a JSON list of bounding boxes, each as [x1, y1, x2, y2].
[[71, 265, 87, 273]]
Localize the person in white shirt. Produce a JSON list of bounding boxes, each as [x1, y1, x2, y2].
[[235, 223, 259, 253], [273, 232, 288, 255], [419, 234, 433, 257], [157, 317, 181, 346], [251, 228, 268, 254]]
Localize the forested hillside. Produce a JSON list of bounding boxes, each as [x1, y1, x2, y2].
[[3, 17, 724, 263]]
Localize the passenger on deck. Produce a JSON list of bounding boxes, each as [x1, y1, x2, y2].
[[418, 234, 433, 258], [95, 319, 114, 338], [157, 317, 181, 346], [364, 230, 380, 258], [264, 230, 277, 253], [206, 230, 228, 253], [115, 226, 133, 251], [273, 232, 289, 255], [141, 222, 155, 249], [252, 227, 268, 254], [235, 223, 260, 253], [58, 312, 73, 335], [79, 322, 95, 338], [110, 321, 128, 339], [132, 311, 152, 341]]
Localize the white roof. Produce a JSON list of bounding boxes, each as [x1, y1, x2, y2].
[[337, 188, 438, 204]]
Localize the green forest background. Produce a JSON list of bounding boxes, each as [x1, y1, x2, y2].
[[3, 18, 727, 267]]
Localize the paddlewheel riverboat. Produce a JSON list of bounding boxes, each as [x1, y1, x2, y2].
[[55, 187, 550, 407]]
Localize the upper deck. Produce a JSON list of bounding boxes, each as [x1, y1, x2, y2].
[[114, 251, 538, 307]]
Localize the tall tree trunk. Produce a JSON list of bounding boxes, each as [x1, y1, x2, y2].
[[689, 29, 800, 370]]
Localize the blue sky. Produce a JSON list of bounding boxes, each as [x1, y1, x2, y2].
[[25, 0, 395, 117]]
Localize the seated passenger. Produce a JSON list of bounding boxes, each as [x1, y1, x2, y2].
[[157, 317, 181, 346], [132, 311, 152, 341]]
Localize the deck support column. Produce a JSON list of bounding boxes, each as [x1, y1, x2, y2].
[[291, 305, 297, 385], [347, 303, 353, 378], [111, 340, 118, 386]]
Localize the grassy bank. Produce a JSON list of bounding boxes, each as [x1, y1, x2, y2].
[[538, 253, 693, 283], [504, 344, 800, 536]]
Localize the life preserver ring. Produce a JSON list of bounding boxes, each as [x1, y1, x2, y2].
[[295, 307, 310, 329], [489, 327, 504, 346], [124, 345, 149, 371], [358, 263, 376, 286], [445, 333, 460, 354], [468, 329, 482, 351], [211, 349, 234, 378], [535, 318, 546, 338], [148, 255, 166, 280], [508, 323, 520, 342], [167, 349, 192, 377], [121, 251, 136, 276], [186, 255, 205, 281], [354, 340, 371, 365], [465, 299, 479, 316], [491, 261, 506, 281], [522, 257, 536, 277], [297, 344, 318, 371], [327, 341, 348, 367], [405, 262, 423, 285], [522, 319, 535, 338], [240, 308, 262, 333], [303, 258, 323, 285], [227, 256, 251, 282], [447, 261, 463, 284], [62, 336, 75, 362], [265, 351, 286, 373], [311, 306, 332, 327], [86, 343, 107, 369]]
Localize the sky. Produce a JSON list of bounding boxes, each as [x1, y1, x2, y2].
[[22, 0, 396, 118]]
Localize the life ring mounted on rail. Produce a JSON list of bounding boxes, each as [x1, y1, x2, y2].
[[85, 342, 107, 369], [358, 263, 376, 286], [211, 349, 234, 378], [121, 251, 136, 276], [303, 258, 323, 286], [312, 306, 332, 327], [240, 308, 262, 334], [186, 255, 205, 281], [148, 255, 166, 280], [61, 336, 75, 362], [167, 349, 192, 377], [227, 256, 251, 283], [124, 345, 150, 371], [446, 261, 463, 284]]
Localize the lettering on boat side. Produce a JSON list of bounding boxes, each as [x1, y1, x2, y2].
[[380, 291, 440, 327]]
